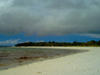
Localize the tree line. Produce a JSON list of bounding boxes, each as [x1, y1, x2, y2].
[[15, 40, 100, 46]]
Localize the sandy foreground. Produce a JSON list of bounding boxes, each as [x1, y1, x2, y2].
[[0, 47, 100, 75]]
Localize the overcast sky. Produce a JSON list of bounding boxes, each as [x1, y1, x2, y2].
[[0, 0, 100, 45]]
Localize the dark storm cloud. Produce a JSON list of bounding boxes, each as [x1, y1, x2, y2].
[[11, 0, 34, 7], [46, 0, 87, 9], [0, 6, 42, 35], [0, 0, 100, 38]]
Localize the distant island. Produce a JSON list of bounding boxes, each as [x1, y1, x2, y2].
[[15, 40, 100, 46]]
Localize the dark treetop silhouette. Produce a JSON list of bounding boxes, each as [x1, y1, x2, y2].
[[15, 40, 100, 46]]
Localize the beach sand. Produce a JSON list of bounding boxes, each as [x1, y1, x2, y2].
[[0, 47, 100, 75]]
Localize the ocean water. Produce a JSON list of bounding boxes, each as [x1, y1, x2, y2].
[[0, 47, 88, 70]]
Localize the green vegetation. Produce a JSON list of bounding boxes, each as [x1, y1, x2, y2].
[[15, 40, 100, 46]]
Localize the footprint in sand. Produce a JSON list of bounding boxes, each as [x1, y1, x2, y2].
[[97, 70, 100, 72], [36, 72, 41, 74]]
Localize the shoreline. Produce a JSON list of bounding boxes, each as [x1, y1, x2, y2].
[[0, 47, 100, 75], [12, 46, 91, 50], [0, 47, 88, 71]]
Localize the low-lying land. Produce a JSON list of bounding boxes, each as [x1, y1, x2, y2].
[[15, 40, 100, 46]]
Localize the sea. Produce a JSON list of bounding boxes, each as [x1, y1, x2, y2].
[[0, 47, 88, 70]]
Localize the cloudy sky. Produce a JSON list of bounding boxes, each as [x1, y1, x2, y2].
[[0, 0, 100, 46]]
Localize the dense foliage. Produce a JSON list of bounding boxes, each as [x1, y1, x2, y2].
[[15, 40, 100, 46]]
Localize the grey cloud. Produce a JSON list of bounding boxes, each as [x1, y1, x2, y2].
[[11, 0, 34, 7], [90, 0, 100, 6], [0, 0, 100, 38], [45, 0, 87, 9], [0, 0, 9, 2], [80, 34, 100, 38], [59, 8, 100, 34], [0, 7, 41, 35]]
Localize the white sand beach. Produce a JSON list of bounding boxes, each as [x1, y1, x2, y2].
[[0, 47, 100, 75]]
